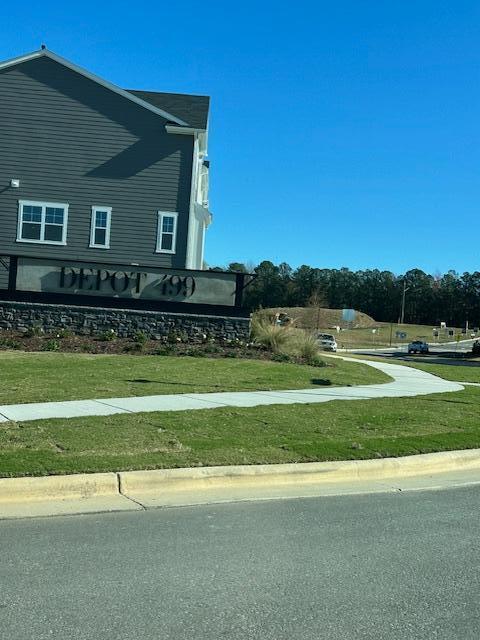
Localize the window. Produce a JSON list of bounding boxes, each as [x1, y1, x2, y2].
[[17, 200, 68, 245], [156, 211, 178, 254], [90, 206, 112, 249]]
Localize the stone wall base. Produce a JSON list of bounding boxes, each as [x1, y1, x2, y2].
[[0, 301, 251, 342]]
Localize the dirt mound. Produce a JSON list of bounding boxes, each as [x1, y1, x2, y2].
[[266, 307, 377, 330]]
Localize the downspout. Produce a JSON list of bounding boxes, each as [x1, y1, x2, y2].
[[185, 133, 200, 270]]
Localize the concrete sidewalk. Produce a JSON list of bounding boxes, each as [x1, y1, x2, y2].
[[0, 357, 464, 423]]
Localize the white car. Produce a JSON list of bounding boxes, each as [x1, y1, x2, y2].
[[317, 333, 337, 352], [408, 340, 429, 354]]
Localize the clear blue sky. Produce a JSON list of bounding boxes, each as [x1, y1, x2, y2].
[[2, 2, 479, 274]]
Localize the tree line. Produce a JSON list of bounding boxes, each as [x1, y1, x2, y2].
[[222, 261, 480, 327]]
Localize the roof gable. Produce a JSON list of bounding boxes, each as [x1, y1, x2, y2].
[[0, 49, 189, 127]]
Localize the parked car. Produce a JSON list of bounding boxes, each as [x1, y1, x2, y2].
[[316, 333, 337, 352], [408, 340, 429, 354], [471, 340, 480, 356]]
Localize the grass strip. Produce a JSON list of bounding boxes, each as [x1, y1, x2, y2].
[[1, 386, 479, 477], [0, 352, 389, 405]]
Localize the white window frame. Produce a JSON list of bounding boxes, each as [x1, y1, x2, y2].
[[17, 200, 69, 245], [89, 206, 112, 249], [156, 211, 178, 254]]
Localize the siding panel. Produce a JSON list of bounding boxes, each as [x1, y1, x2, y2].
[[0, 57, 193, 268]]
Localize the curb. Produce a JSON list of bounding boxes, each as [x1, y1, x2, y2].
[[1, 450, 480, 512], [0, 472, 118, 504], [118, 449, 480, 497]]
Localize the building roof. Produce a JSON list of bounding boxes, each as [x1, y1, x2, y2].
[[127, 90, 210, 130], [0, 49, 209, 130]]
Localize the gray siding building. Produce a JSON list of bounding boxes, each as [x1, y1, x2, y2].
[[0, 48, 212, 291]]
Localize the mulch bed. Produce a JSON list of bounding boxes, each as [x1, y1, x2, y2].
[[0, 329, 313, 364], [0, 330, 330, 369]]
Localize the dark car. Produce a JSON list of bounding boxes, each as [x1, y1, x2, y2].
[[408, 340, 429, 354]]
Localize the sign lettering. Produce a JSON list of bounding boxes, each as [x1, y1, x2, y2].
[[15, 258, 235, 307], [58, 266, 196, 299]]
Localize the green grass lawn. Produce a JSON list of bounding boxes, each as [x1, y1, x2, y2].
[[0, 351, 390, 405], [1, 385, 479, 477]]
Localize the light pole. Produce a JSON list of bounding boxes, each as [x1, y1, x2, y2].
[[400, 280, 410, 325]]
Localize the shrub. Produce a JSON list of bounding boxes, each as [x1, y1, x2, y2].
[[42, 339, 60, 352], [154, 345, 176, 356], [271, 352, 291, 363], [184, 348, 206, 358], [290, 331, 320, 362], [53, 328, 73, 339], [25, 325, 43, 338], [308, 356, 327, 368], [133, 331, 148, 344], [123, 342, 144, 353], [204, 344, 222, 354], [99, 329, 117, 342], [167, 330, 188, 344], [250, 316, 292, 353], [0, 338, 20, 350]]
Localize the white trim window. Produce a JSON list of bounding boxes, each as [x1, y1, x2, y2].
[[17, 200, 68, 245], [156, 211, 178, 254], [90, 206, 112, 249]]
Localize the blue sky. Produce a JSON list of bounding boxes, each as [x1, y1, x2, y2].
[[2, 1, 479, 274]]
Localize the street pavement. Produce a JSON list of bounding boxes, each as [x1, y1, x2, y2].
[[1, 485, 479, 639], [354, 338, 479, 363]]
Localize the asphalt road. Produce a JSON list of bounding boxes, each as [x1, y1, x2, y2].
[[355, 338, 479, 364], [1, 486, 480, 639]]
